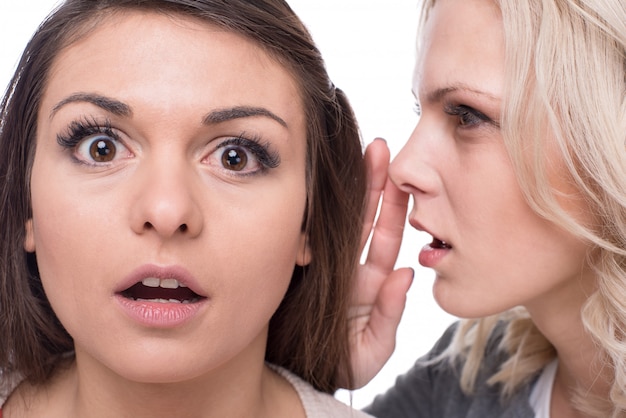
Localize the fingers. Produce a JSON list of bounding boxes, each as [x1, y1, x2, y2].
[[366, 267, 414, 360], [371, 267, 414, 328], [361, 138, 391, 250], [346, 138, 413, 388], [361, 138, 410, 275], [350, 267, 414, 388], [364, 138, 391, 191], [364, 176, 410, 276]]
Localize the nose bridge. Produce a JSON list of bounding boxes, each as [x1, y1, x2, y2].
[[131, 150, 202, 238], [389, 121, 441, 196]]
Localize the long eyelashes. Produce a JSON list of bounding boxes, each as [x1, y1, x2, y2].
[[216, 135, 280, 171], [56, 118, 280, 174], [412, 100, 500, 129], [57, 117, 118, 149]]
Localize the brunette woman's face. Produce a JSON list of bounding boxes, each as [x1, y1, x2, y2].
[[389, 0, 594, 318], [27, 12, 310, 383]]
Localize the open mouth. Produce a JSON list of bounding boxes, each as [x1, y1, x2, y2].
[[120, 278, 204, 304], [431, 237, 452, 249]]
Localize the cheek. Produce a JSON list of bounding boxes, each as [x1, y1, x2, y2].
[[29, 158, 117, 310]]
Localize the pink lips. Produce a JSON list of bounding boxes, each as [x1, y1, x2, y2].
[[115, 298, 205, 327], [419, 242, 451, 268], [114, 264, 207, 328], [409, 220, 452, 268]]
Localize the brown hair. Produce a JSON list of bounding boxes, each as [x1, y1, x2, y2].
[[0, 0, 366, 394]]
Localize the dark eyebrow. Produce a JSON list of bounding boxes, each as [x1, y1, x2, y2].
[[203, 106, 287, 128], [50, 95, 288, 128], [51, 93, 132, 119]]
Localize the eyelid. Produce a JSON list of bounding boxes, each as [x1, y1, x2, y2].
[[57, 117, 119, 148], [207, 134, 281, 177], [56, 117, 132, 165], [216, 135, 280, 169], [443, 103, 499, 129]]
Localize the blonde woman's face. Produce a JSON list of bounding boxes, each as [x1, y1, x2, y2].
[[389, 0, 594, 318], [27, 12, 310, 384]]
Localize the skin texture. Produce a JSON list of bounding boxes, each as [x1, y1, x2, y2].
[[17, 11, 310, 418]]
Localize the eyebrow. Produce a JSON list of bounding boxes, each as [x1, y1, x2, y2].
[[51, 93, 132, 119], [202, 106, 288, 128], [415, 83, 500, 104], [50, 94, 288, 128]]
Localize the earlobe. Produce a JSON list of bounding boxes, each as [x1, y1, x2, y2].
[[296, 233, 312, 266], [24, 219, 36, 252]]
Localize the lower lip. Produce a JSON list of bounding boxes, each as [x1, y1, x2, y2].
[[115, 296, 206, 328], [418, 244, 450, 268]]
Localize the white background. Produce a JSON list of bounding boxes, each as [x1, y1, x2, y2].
[[0, 0, 456, 409]]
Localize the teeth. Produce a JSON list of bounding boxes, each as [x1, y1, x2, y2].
[[136, 298, 178, 304], [142, 277, 160, 288], [160, 278, 179, 289], [141, 278, 186, 289], [134, 298, 195, 304]]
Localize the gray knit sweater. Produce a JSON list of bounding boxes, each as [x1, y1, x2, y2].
[[364, 323, 538, 418]]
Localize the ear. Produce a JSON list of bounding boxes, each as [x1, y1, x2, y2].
[[295, 233, 312, 266], [24, 219, 36, 252]]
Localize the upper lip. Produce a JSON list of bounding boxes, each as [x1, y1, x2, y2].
[[115, 264, 207, 297], [408, 218, 451, 246]]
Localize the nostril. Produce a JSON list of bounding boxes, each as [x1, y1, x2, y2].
[[139, 221, 188, 235]]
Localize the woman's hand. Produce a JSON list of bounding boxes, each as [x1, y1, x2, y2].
[[347, 138, 413, 389]]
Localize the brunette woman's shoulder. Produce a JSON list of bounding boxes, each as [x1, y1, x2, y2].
[[268, 364, 374, 418]]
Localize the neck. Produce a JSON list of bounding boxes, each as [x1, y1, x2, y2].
[[526, 271, 611, 416], [7, 350, 304, 418], [72, 359, 301, 418]]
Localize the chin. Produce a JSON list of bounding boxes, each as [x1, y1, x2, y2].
[[87, 345, 217, 385], [433, 280, 511, 319], [112, 362, 208, 385]]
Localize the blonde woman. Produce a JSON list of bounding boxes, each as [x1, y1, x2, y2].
[[352, 0, 626, 416]]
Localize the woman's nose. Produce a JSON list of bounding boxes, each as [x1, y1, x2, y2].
[[129, 157, 203, 239], [389, 123, 442, 197]]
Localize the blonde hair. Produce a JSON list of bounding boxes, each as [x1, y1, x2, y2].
[[420, 0, 626, 416]]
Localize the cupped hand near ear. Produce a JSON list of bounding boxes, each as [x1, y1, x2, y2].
[[343, 138, 413, 389]]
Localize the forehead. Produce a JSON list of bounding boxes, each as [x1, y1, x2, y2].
[[414, 0, 504, 99], [49, 10, 290, 82], [41, 10, 304, 128]]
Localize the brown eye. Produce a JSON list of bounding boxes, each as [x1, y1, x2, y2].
[[205, 136, 277, 176], [89, 138, 117, 162], [74, 133, 130, 165], [221, 147, 248, 171]]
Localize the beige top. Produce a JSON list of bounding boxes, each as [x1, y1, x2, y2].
[[271, 365, 373, 418]]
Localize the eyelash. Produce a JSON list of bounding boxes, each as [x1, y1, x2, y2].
[[56, 117, 281, 177], [215, 135, 280, 174], [57, 117, 119, 150], [443, 103, 497, 128]]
